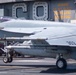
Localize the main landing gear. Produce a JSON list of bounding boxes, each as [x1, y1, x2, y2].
[[56, 54, 67, 69], [3, 53, 13, 63], [56, 58, 67, 69]]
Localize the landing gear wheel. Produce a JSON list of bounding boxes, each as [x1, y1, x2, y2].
[[3, 56, 9, 63], [8, 57, 13, 63], [56, 58, 67, 69], [3, 53, 13, 63]]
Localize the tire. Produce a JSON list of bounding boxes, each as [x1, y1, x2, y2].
[[3, 56, 9, 63], [8, 57, 13, 63], [56, 58, 67, 69]]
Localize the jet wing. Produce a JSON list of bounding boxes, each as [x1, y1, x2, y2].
[[1, 28, 42, 34], [28, 27, 76, 47], [1, 26, 76, 47], [0, 36, 47, 41]]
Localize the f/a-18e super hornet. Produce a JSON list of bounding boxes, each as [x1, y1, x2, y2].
[[0, 18, 76, 69]]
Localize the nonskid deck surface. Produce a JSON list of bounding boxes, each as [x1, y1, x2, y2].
[[0, 58, 76, 75]]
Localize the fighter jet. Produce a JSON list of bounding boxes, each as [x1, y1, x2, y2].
[[0, 19, 76, 69]]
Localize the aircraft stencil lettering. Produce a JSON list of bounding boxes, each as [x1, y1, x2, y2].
[[66, 41, 76, 45]]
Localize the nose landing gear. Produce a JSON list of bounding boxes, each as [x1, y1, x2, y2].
[[3, 53, 13, 63]]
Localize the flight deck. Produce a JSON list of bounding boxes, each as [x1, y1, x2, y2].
[[0, 58, 76, 75]]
